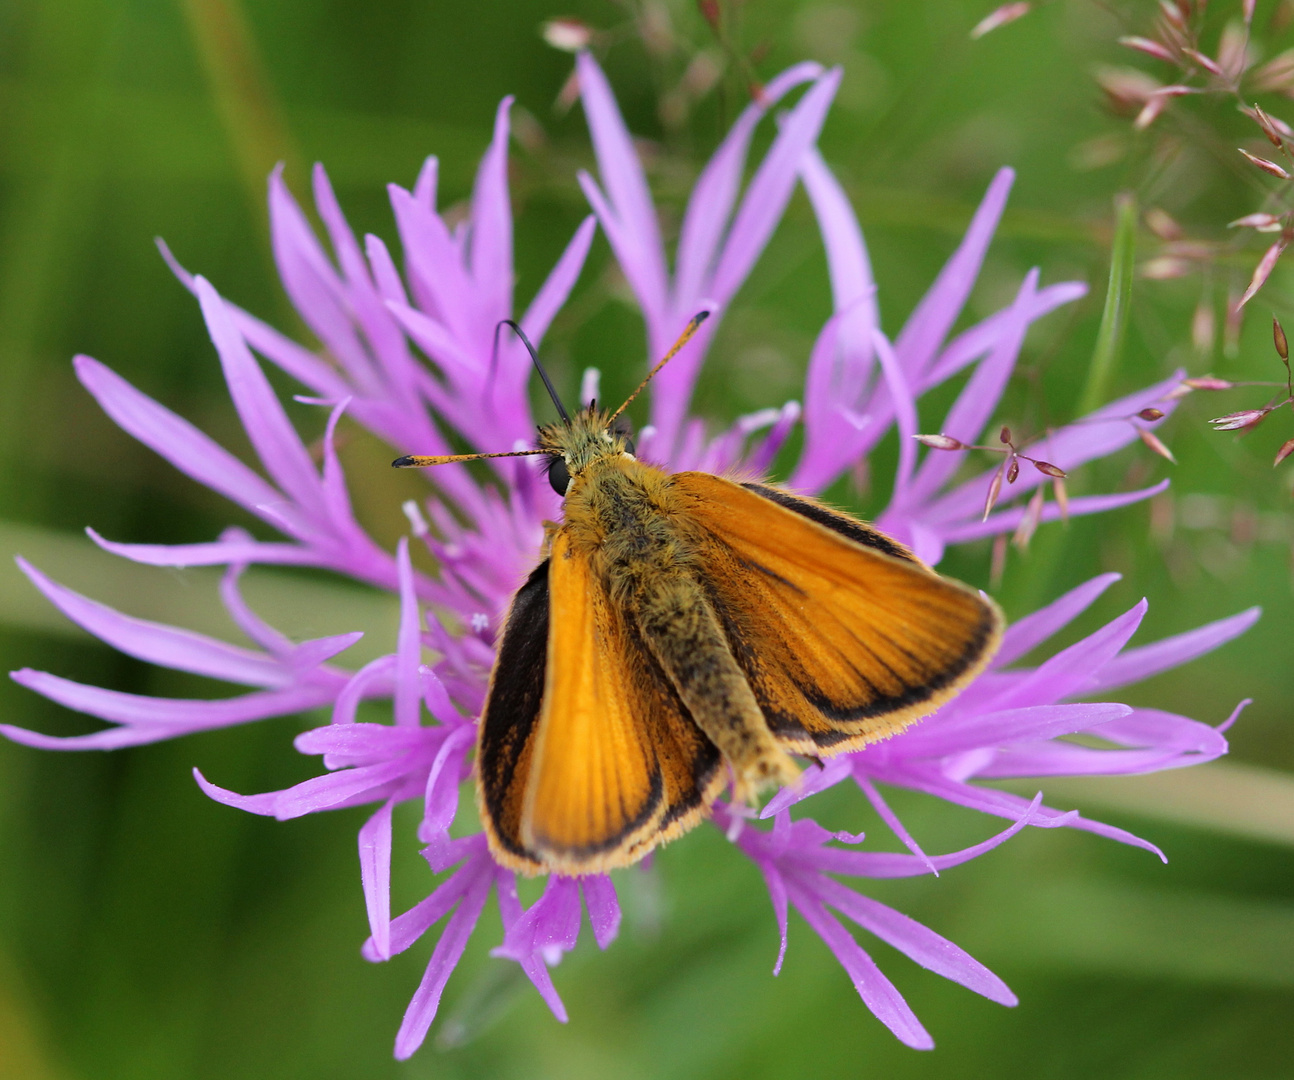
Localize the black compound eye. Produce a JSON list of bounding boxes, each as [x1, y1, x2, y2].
[[611, 416, 635, 455], [547, 456, 571, 496]]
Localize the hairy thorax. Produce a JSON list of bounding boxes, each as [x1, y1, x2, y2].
[[560, 457, 696, 601]]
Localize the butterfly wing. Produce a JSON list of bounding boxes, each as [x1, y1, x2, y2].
[[671, 472, 1003, 755], [476, 559, 552, 872], [478, 530, 722, 874]]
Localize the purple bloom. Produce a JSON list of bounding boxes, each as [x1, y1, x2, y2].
[[5, 55, 1256, 1057]]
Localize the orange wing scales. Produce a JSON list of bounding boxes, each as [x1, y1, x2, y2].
[[477, 466, 1002, 875], [674, 473, 1003, 754], [487, 532, 723, 875]]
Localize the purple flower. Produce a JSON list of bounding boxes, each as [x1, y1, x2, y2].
[[4, 55, 1256, 1057]]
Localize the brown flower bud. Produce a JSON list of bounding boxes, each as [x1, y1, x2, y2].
[[914, 434, 966, 451], [1032, 460, 1067, 478], [1139, 429, 1177, 462], [1209, 409, 1268, 431]]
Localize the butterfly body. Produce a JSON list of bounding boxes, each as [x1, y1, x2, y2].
[[468, 406, 1004, 876]]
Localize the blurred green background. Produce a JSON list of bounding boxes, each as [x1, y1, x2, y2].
[[2, 0, 1294, 1077]]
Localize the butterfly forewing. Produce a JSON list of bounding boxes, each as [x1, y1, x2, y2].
[[672, 473, 1003, 754], [517, 530, 724, 872], [476, 560, 553, 870]]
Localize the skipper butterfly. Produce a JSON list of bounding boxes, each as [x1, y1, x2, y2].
[[396, 314, 1003, 874]]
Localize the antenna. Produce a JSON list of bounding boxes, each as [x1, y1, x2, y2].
[[608, 311, 710, 424], [495, 319, 570, 423], [393, 448, 554, 469]]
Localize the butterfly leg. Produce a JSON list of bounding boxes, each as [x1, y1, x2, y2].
[[634, 576, 799, 800]]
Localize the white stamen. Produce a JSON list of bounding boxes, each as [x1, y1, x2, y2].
[[401, 500, 430, 538], [470, 612, 489, 633]]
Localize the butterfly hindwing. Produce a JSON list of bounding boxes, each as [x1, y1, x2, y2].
[[672, 472, 1003, 754]]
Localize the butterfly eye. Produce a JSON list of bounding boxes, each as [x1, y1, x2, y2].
[[612, 416, 635, 455], [547, 456, 571, 496]]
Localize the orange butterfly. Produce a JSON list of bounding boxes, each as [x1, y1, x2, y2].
[[396, 314, 1003, 875]]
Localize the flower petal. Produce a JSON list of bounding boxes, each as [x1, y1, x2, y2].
[[6, 670, 335, 748], [74, 355, 285, 522], [674, 62, 824, 310], [361, 798, 396, 959], [996, 573, 1122, 666], [815, 876, 1017, 1005], [393, 855, 494, 1060], [582, 875, 621, 950], [893, 168, 1014, 382], [195, 276, 328, 520], [1085, 607, 1261, 694], [14, 557, 291, 687], [787, 884, 934, 1050], [469, 97, 516, 330], [577, 52, 669, 327]]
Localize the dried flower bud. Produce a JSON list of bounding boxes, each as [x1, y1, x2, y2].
[[1252, 49, 1294, 94], [1032, 459, 1067, 478], [1225, 286, 1244, 358], [553, 67, 581, 114], [1218, 21, 1252, 80], [1229, 212, 1284, 231], [1013, 486, 1046, 550], [982, 463, 1005, 521], [1209, 408, 1269, 430], [1118, 35, 1176, 63], [914, 433, 967, 451], [1184, 375, 1234, 390], [1139, 429, 1177, 462], [1159, 0, 1188, 31], [1006, 456, 1020, 483], [1275, 438, 1294, 466], [1052, 477, 1069, 521], [999, 425, 1012, 444], [1183, 48, 1226, 78], [1138, 407, 1166, 421], [1276, 317, 1289, 361], [969, 2, 1031, 40], [1145, 207, 1183, 240], [1238, 148, 1291, 179], [1135, 95, 1168, 130], [1192, 299, 1216, 355], [1141, 257, 1193, 280], [1095, 65, 1161, 108], [1245, 104, 1290, 146], [1239, 241, 1287, 308], [541, 18, 594, 52]]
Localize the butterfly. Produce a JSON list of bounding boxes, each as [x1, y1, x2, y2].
[[395, 314, 1003, 875]]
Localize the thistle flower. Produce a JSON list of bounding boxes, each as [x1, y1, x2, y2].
[[5, 55, 1254, 1057]]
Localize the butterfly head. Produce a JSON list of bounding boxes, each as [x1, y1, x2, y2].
[[538, 408, 636, 496]]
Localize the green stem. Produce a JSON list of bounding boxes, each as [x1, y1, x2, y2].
[[1079, 192, 1137, 416]]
